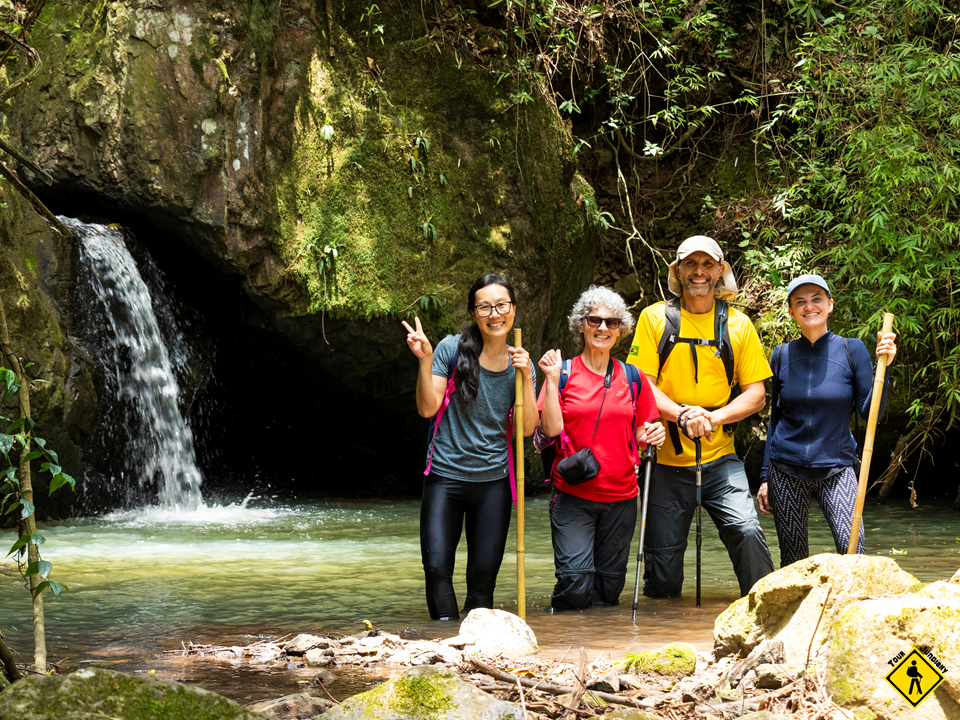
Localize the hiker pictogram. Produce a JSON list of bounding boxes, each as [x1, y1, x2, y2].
[[885, 649, 945, 708], [906, 661, 922, 694]]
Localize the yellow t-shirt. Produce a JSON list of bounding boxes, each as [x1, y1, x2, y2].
[[627, 301, 772, 467]]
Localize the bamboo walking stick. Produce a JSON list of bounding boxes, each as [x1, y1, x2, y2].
[[514, 328, 526, 618], [847, 313, 895, 554]]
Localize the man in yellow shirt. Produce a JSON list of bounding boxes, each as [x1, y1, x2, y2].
[[627, 236, 774, 598]]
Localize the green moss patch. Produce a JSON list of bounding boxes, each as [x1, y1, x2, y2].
[[623, 643, 697, 677]]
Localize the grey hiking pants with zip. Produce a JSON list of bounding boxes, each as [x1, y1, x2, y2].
[[642, 454, 774, 598]]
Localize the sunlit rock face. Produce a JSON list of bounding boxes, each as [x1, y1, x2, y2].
[[12, 0, 596, 372], [4, 1, 597, 504]]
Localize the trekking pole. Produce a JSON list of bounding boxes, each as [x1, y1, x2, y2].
[[847, 313, 895, 554], [632, 445, 656, 623], [694, 436, 702, 608], [514, 328, 526, 618]]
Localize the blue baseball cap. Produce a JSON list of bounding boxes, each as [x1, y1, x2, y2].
[[786, 274, 831, 302]]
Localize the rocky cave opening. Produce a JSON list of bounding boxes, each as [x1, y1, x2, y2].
[[47, 192, 439, 510]]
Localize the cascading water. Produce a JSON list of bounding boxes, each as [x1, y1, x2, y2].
[[63, 217, 204, 510]]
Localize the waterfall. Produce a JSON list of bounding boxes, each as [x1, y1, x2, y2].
[[64, 217, 203, 510]]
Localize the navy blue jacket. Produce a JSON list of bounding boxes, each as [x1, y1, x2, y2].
[[760, 331, 888, 483]]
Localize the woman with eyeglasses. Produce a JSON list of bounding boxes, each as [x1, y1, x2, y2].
[[401, 274, 538, 620], [536, 286, 665, 612]]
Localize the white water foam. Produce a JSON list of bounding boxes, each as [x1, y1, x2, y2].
[[100, 492, 281, 526]]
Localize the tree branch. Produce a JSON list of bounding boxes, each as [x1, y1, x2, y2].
[[0, 26, 41, 104], [469, 657, 646, 709], [0, 137, 54, 184], [616, 122, 701, 162], [0, 632, 23, 683], [0, 161, 70, 237]]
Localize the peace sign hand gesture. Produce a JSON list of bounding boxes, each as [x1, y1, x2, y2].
[[401, 317, 433, 361]]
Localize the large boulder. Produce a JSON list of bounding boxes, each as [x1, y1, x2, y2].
[[0, 666, 268, 720], [459, 609, 539, 658], [825, 581, 960, 720], [320, 664, 523, 720], [714, 554, 919, 663]]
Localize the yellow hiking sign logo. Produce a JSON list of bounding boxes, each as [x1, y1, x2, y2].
[[885, 648, 947, 708]]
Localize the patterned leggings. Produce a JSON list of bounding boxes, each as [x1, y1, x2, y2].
[[768, 464, 865, 568]]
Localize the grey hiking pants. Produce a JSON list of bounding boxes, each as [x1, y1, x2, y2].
[[642, 454, 774, 598]]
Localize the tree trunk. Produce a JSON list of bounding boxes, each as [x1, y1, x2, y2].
[[0, 293, 45, 672], [0, 632, 22, 683], [873, 415, 931, 504]]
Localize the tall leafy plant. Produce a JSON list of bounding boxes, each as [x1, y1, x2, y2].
[[744, 0, 960, 500], [0, 293, 74, 677]]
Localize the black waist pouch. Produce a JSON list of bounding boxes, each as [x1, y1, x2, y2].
[[556, 448, 601, 485]]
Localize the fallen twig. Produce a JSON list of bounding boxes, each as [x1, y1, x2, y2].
[[469, 657, 646, 709]]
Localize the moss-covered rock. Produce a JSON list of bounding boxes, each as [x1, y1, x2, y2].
[[624, 643, 697, 677], [321, 664, 523, 720], [0, 190, 95, 521], [11, 0, 597, 382], [714, 554, 919, 664], [0, 666, 269, 720], [603, 711, 662, 720], [825, 588, 960, 720]]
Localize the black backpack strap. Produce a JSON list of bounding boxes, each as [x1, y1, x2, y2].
[[842, 337, 862, 460], [771, 343, 784, 409], [656, 298, 682, 383], [715, 300, 736, 388], [619, 359, 640, 404]]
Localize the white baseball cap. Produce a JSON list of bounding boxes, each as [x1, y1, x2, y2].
[[668, 235, 739, 300]]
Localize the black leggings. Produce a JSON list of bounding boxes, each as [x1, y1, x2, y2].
[[420, 473, 512, 620]]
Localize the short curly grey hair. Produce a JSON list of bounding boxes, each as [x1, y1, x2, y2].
[[567, 285, 635, 345]]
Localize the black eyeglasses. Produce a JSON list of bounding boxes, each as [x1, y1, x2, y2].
[[584, 316, 623, 329], [474, 301, 514, 317]]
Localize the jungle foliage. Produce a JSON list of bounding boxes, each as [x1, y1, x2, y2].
[[433, 0, 960, 499]]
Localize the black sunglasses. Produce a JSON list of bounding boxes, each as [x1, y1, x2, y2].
[[584, 316, 623, 329]]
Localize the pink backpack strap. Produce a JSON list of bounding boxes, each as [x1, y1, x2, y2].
[[424, 374, 456, 476], [506, 408, 517, 506]]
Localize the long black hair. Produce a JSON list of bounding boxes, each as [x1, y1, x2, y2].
[[455, 274, 516, 403]]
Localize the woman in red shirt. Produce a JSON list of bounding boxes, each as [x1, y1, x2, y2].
[[538, 286, 665, 611]]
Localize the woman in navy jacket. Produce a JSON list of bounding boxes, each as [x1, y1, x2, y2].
[[757, 274, 897, 567]]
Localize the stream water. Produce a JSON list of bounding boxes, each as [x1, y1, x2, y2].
[[2, 497, 959, 703], [5, 218, 957, 704]]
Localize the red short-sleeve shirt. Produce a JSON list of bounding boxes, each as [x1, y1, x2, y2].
[[537, 356, 659, 503]]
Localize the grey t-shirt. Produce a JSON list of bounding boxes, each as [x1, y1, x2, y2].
[[427, 334, 536, 481]]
